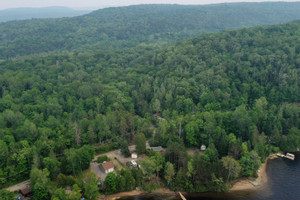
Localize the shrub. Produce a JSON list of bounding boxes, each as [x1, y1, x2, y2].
[[97, 155, 110, 163]]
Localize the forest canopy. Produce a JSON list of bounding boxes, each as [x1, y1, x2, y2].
[[2, 2, 300, 58], [0, 7, 299, 197]]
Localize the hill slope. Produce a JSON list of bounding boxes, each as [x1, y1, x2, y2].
[[0, 21, 299, 191], [2, 2, 300, 58]]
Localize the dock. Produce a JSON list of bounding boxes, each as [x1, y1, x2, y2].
[[178, 192, 187, 200], [285, 153, 295, 160], [275, 153, 295, 160], [276, 153, 285, 157], [270, 154, 278, 159]]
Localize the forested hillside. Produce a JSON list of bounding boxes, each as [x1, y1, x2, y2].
[[2, 2, 300, 58], [0, 20, 299, 197]]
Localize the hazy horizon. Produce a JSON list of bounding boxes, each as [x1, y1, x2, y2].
[[0, 0, 299, 10]]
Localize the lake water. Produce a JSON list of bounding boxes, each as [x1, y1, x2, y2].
[[120, 152, 300, 200]]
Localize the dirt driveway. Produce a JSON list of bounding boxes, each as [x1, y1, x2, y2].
[[90, 162, 108, 181], [6, 179, 30, 192]]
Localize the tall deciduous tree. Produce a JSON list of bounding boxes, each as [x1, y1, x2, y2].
[[139, 157, 156, 181], [120, 170, 136, 191], [164, 162, 175, 184], [43, 157, 60, 180], [221, 156, 241, 181], [151, 152, 165, 181], [83, 173, 100, 200], [104, 173, 117, 194], [185, 121, 199, 146], [239, 151, 261, 177], [165, 142, 188, 170], [152, 99, 161, 113], [30, 168, 50, 188], [135, 133, 146, 154], [120, 141, 130, 157], [33, 182, 50, 200], [74, 122, 81, 146]]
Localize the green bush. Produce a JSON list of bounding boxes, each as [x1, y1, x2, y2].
[[97, 155, 110, 163], [95, 142, 119, 154], [143, 182, 161, 193], [0, 189, 15, 200]]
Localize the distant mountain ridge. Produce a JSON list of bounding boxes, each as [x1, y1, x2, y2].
[[2, 2, 300, 58], [0, 6, 91, 23]]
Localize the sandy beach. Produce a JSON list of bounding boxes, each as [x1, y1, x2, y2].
[[103, 188, 178, 200], [104, 190, 145, 200], [229, 156, 269, 192]]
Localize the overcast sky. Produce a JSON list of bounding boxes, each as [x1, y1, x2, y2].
[[0, 0, 299, 10]]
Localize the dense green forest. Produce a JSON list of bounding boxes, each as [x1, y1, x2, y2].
[[0, 3, 300, 200], [0, 5, 300, 199], [2, 2, 300, 58]]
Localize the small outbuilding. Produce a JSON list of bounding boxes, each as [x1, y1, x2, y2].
[[131, 153, 138, 159], [99, 161, 114, 174], [150, 146, 164, 152], [201, 145, 206, 151]]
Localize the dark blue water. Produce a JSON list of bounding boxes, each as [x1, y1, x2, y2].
[[120, 153, 300, 200]]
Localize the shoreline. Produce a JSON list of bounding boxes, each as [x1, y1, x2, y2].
[[230, 152, 299, 192], [103, 188, 178, 200], [229, 156, 269, 192], [103, 155, 274, 200]]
